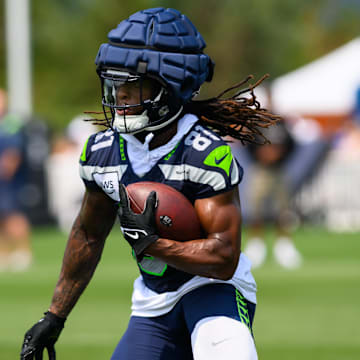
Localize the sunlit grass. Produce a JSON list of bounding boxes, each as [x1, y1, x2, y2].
[[1, 226, 359, 359]]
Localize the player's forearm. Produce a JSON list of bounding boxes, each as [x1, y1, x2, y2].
[[49, 216, 106, 318], [146, 235, 240, 280]]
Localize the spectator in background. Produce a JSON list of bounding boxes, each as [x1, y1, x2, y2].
[[46, 115, 95, 233], [243, 120, 302, 269], [0, 89, 32, 271]]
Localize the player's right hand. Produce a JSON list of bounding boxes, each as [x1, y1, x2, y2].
[[118, 184, 159, 259], [20, 312, 66, 360]]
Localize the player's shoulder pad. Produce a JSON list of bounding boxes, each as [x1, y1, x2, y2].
[[180, 124, 243, 193], [79, 128, 116, 166], [78, 128, 123, 197], [184, 123, 242, 176]]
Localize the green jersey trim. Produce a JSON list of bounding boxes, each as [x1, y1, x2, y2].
[[203, 145, 233, 177], [80, 137, 90, 162], [235, 289, 251, 330], [164, 141, 180, 161], [119, 136, 126, 161], [138, 254, 168, 276]]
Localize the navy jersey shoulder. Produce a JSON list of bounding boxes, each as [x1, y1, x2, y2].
[[157, 123, 243, 201], [79, 128, 125, 201]]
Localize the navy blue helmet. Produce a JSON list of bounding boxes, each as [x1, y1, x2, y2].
[[95, 7, 214, 133]]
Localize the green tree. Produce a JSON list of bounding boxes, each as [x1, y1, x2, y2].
[[1, 0, 359, 130]]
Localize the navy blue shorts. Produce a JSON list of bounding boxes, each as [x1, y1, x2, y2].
[[111, 283, 256, 360]]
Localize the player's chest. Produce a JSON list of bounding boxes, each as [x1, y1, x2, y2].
[[92, 151, 192, 203]]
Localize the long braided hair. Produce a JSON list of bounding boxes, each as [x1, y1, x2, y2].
[[185, 74, 281, 145], [85, 74, 281, 145]]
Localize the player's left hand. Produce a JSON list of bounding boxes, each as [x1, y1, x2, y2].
[[118, 184, 159, 258]]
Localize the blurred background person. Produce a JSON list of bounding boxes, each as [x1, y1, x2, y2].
[[232, 85, 331, 269], [242, 119, 302, 269], [0, 89, 32, 271], [46, 115, 95, 234]]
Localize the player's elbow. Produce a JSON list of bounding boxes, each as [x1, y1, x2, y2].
[[217, 260, 238, 280], [213, 248, 239, 280]]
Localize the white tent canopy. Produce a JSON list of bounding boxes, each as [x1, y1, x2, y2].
[[271, 37, 360, 116]]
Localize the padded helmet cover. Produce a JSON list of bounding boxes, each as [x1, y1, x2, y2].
[[95, 7, 214, 103]]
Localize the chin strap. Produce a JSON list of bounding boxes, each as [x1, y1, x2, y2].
[[112, 86, 183, 134], [113, 111, 149, 133], [112, 88, 165, 133], [144, 105, 183, 132]]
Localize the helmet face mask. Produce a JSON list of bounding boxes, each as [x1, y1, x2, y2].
[[100, 68, 183, 134], [102, 70, 142, 109]]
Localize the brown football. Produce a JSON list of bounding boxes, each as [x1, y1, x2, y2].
[[126, 181, 203, 241]]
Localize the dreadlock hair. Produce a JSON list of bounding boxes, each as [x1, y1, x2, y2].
[[184, 74, 281, 145], [84, 74, 281, 145]]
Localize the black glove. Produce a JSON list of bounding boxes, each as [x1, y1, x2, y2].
[[118, 184, 159, 258], [20, 311, 66, 360]]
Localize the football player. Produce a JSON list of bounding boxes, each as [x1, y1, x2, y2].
[[21, 7, 280, 360]]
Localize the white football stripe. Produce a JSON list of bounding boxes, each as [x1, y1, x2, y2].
[[231, 160, 240, 185], [158, 164, 226, 191], [79, 164, 128, 181], [90, 136, 114, 152]]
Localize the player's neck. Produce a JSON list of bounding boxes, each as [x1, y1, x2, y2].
[[134, 121, 178, 150]]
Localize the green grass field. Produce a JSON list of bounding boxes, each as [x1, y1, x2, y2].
[[1, 226, 359, 359]]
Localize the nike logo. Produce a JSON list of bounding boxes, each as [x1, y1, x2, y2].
[[175, 169, 190, 180], [175, 169, 190, 175], [124, 231, 139, 239], [214, 152, 229, 165], [211, 338, 231, 346]]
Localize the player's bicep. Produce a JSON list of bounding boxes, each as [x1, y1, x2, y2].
[[194, 188, 242, 252], [78, 188, 118, 241]]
